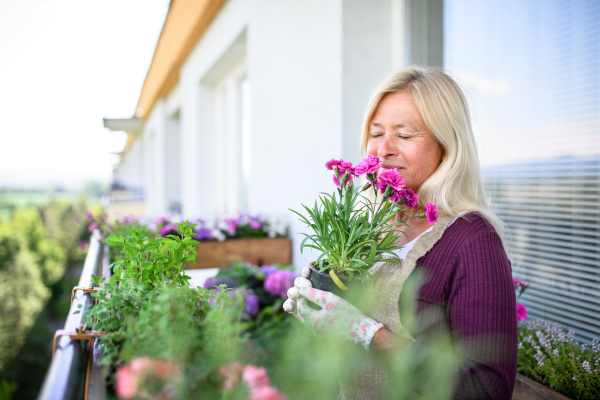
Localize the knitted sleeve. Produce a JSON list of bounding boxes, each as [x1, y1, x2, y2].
[[409, 227, 518, 400]]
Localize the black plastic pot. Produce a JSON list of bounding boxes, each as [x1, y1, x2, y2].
[[309, 264, 348, 297]]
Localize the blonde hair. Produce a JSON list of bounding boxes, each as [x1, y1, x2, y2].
[[360, 66, 507, 248]]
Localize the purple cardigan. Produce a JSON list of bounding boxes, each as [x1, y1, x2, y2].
[[401, 213, 518, 399]]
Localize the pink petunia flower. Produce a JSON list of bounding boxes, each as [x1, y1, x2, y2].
[[354, 155, 381, 176], [249, 219, 262, 230], [425, 203, 439, 225], [88, 222, 98, 232], [516, 303, 528, 321], [377, 169, 405, 192]]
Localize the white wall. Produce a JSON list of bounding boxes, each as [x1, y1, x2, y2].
[[122, 0, 407, 269]]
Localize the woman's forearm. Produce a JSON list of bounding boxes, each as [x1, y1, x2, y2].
[[371, 327, 412, 357]]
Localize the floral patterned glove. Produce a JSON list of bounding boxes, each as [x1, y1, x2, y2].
[[283, 269, 384, 350]]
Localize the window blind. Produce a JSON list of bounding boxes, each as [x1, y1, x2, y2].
[[444, 0, 600, 343]]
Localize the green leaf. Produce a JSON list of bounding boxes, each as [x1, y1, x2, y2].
[[105, 235, 124, 246], [92, 274, 100, 284]]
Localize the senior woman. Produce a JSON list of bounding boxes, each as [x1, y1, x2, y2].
[[283, 67, 518, 399]]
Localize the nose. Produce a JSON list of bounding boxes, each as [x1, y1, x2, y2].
[[377, 134, 398, 159]]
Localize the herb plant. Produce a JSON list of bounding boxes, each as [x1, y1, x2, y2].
[[291, 156, 438, 290], [85, 221, 203, 369]]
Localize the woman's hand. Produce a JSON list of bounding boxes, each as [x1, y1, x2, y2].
[[283, 268, 384, 350]]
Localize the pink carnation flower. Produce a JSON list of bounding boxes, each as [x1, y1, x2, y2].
[[516, 303, 528, 321], [404, 189, 418, 208], [425, 203, 439, 225], [333, 173, 354, 188], [513, 278, 526, 289], [337, 160, 355, 176], [325, 158, 342, 170], [376, 168, 405, 191], [354, 155, 381, 176]]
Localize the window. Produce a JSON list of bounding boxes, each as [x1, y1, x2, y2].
[[443, 0, 600, 342], [214, 61, 251, 214]]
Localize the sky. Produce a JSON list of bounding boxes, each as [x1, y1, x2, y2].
[[0, 0, 170, 187]]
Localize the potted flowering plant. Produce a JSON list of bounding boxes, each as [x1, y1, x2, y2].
[[291, 155, 438, 297]]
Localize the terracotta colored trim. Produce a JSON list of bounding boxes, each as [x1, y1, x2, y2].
[[136, 0, 227, 119]]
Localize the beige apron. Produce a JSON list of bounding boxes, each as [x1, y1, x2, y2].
[[337, 214, 454, 400]]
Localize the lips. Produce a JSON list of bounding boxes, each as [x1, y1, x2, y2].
[[380, 165, 405, 171]]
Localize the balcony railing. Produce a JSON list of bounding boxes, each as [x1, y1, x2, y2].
[[38, 230, 108, 400]]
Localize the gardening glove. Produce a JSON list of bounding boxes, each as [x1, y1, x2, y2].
[[283, 275, 384, 351]]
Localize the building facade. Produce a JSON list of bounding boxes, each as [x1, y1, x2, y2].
[[105, 0, 600, 342]]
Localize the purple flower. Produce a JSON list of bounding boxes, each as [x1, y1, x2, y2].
[[425, 203, 439, 225], [161, 223, 178, 237], [84, 211, 94, 221], [119, 216, 135, 224], [194, 226, 213, 241], [88, 222, 98, 232], [517, 303, 528, 321], [243, 290, 260, 316], [79, 241, 88, 250], [513, 278, 526, 289], [260, 265, 280, 275], [249, 219, 262, 230], [354, 155, 381, 176], [264, 270, 297, 299], [153, 216, 169, 229]]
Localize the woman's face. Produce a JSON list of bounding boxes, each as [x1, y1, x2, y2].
[[367, 91, 443, 193]]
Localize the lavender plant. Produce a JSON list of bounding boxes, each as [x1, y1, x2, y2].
[[518, 319, 600, 399]]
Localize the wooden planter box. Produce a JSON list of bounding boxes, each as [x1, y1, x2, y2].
[[512, 373, 572, 400], [188, 237, 292, 269]]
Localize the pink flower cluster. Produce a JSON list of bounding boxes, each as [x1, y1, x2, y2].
[[219, 362, 286, 400], [326, 158, 356, 187], [264, 270, 298, 299], [325, 156, 421, 208], [116, 357, 180, 399]]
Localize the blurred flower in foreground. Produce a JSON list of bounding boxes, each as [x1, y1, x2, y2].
[[218, 362, 286, 400], [116, 357, 180, 399]]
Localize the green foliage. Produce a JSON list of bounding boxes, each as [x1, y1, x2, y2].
[[517, 319, 600, 399], [86, 221, 201, 370], [291, 179, 407, 280], [0, 380, 17, 400], [106, 221, 197, 289]]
